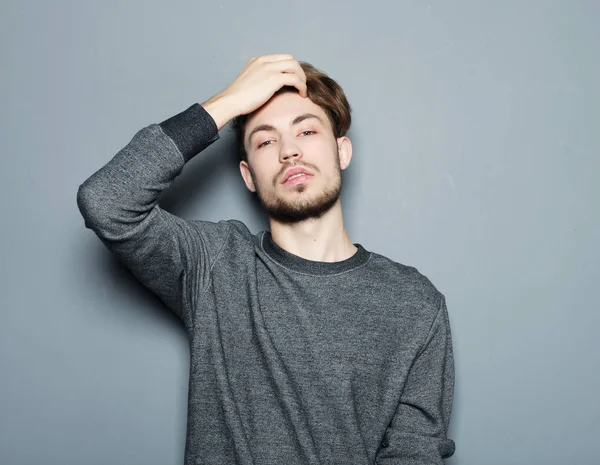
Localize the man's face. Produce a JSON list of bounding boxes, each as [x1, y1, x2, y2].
[[239, 91, 352, 224]]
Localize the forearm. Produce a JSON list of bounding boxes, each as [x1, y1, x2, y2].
[[77, 103, 220, 236]]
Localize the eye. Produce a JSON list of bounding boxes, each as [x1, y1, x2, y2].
[[257, 131, 315, 149]]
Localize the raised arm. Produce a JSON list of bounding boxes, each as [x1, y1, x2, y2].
[[76, 102, 232, 329], [76, 54, 308, 329]]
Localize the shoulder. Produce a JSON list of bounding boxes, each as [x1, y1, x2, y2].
[[368, 251, 444, 312], [186, 218, 254, 237], [185, 218, 258, 251], [226, 218, 256, 238]]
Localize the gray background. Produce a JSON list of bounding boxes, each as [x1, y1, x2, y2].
[[1, 1, 598, 464]]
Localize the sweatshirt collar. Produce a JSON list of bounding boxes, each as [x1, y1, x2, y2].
[[260, 231, 371, 276]]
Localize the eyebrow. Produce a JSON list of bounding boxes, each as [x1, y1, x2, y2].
[[246, 113, 325, 146]]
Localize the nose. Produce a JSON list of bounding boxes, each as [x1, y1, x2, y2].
[[278, 136, 303, 163]]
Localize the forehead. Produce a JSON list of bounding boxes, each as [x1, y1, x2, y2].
[[245, 92, 330, 139]]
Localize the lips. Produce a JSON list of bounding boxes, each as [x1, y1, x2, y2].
[[281, 166, 314, 184]]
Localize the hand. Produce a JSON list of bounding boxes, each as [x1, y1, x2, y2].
[[222, 54, 308, 116], [202, 54, 308, 130]]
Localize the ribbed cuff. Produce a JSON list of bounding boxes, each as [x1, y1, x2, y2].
[[159, 103, 220, 162]]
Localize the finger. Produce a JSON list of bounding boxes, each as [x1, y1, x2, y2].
[[269, 59, 307, 86], [257, 53, 295, 63], [294, 61, 307, 88], [279, 73, 307, 97], [283, 61, 308, 97], [267, 58, 300, 74]]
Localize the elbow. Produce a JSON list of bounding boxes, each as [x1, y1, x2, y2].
[[76, 183, 115, 235], [76, 183, 100, 223]]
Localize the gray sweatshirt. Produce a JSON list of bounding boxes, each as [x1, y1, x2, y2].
[[76, 103, 455, 465]]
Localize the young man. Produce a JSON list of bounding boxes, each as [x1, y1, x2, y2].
[[77, 54, 456, 464]]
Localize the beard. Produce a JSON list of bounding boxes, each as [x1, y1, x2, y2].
[[251, 160, 343, 225]]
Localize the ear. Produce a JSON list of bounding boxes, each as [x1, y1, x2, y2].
[[239, 160, 256, 192], [337, 136, 353, 170]]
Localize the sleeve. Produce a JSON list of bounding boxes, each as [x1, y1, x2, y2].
[[376, 294, 456, 464], [76, 103, 230, 330]]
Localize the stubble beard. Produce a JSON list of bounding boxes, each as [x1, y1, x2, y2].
[[252, 162, 343, 225]]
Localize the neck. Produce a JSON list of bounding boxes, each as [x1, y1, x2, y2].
[[268, 199, 357, 262]]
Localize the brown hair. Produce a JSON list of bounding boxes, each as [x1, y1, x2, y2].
[[229, 61, 352, 162]]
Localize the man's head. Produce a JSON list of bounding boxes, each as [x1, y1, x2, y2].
[[230, 62, 353, 224]]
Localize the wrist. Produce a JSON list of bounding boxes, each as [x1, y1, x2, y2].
[[201, 92, 238, 131]]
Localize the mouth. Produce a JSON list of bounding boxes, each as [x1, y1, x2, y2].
[[281, 166, 315, 185], [281, 172, 314, 186]]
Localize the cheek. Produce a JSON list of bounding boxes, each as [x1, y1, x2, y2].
[[252, 164, 278, 188]]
